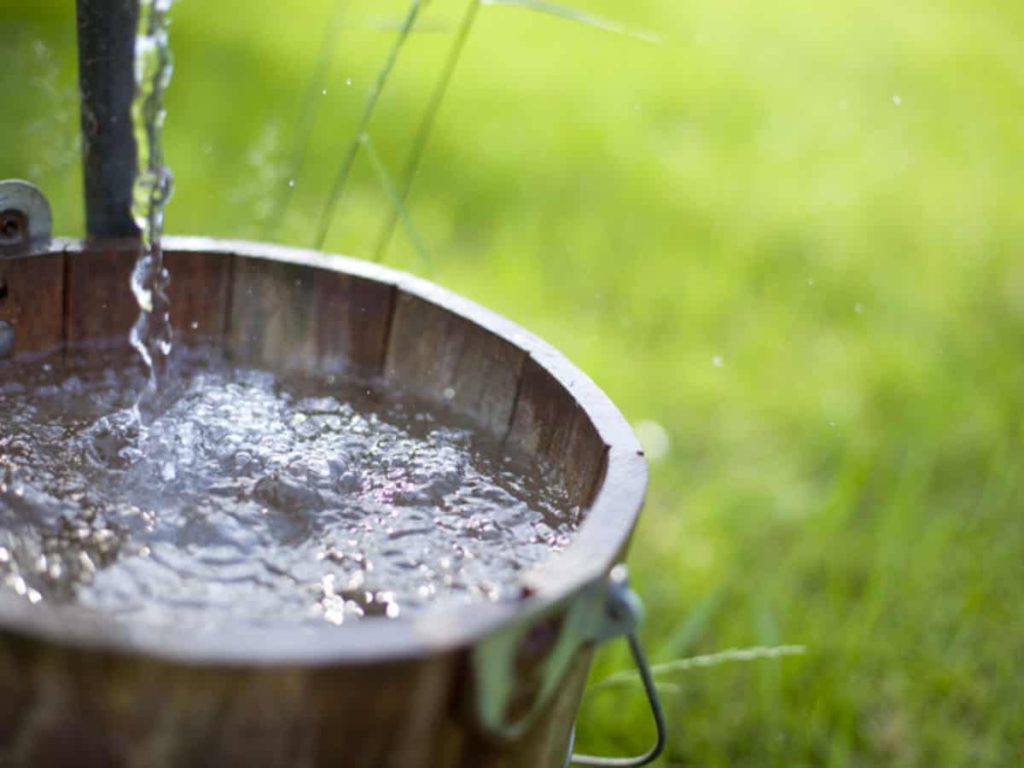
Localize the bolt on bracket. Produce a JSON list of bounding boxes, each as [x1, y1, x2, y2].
[[0, 180, 53, 257]]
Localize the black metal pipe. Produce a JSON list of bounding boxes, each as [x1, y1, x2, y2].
[[76, 0, 139, 239]]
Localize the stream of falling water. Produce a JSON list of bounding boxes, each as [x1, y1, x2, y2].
[[129, 0, 175, 417]]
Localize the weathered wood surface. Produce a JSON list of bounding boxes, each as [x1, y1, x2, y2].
[[0, 636, 462, 768], [0, 619, 585, 768], [506, 356, 609, 509], [64, 244, 235, 348], [229, 255, 394, 374], [165, 249, 232, 340], [385, 292, 527, 439], [64, 244, 137, 347], [0, 254, 65, 355], [0, 238, 647, 768]]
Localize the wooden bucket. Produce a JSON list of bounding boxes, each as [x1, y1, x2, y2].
[[0, 237, 649, 768]]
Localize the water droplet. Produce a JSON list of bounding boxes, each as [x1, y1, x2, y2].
[[320, 573, 336, 596], [443, 387, 456, 400], [190, 320, 199, 330], [321, 593, 345, 625], [838, 98, 849, 111], [892, 95, 902, 106], [633, 420, 670, 462], [855, 303, 865, 314], [807, 277, 816, 286], [712, 355, 724, 368], [321, 89, 328, 95], [345, 77, 353, 86], [288, 179, 296, 188]]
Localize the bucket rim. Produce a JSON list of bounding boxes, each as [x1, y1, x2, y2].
[[0, 236, 648, 665]]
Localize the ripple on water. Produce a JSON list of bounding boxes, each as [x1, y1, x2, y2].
[[0, 346, 575, 628]]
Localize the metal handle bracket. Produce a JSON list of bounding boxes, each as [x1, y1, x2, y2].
[[472, 565, 666, 766], [0, 180, 52, 258]]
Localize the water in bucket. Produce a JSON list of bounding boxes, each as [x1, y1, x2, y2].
[[0, 345, 577, 627]]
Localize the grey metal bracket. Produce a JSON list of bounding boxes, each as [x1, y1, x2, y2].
[[472, 565, 666, 766], [0, 180, 54, 359], [0, 180, 53, 257]]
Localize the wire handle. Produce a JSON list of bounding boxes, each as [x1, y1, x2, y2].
[[565, 584, 667, 767]]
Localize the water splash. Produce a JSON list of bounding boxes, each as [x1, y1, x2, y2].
[[130, 0, 175, 417], [0, 347, 576, 627]]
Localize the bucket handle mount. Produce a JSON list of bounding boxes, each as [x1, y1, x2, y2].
[[472, 565, 666, 767]]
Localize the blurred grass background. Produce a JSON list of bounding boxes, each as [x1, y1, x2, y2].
[[3, 0, 1023, 764]]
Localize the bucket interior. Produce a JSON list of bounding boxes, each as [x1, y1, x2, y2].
[[0, 238, 644, 652]]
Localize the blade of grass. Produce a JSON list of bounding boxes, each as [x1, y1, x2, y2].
[[314, 0, 425, 250], [374, 0, 658, 261], [481, 0, 662, 45], [360, 132, 432, 269], [264, 0, 347, 242], [373, 0, 481, 262], [754, 598, 784, 762], [585, 644, 807, 694], [365, 15, 449, 33]]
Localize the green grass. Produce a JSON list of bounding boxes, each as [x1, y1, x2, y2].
[[3, 0, 1024, 764]]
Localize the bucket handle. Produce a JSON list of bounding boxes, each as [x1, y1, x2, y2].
[[563, 584, 666, 767], [472, 566, 666, 766]]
